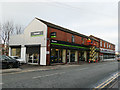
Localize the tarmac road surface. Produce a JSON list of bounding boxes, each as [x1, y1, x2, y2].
[[1, 61, 119, 88]]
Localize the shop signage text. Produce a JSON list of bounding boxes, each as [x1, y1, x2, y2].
[[31, 31, 43, 37], [51, 32, 56, 38]]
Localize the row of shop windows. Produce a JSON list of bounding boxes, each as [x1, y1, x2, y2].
[[11, 48, 21, 57], [103, 55, 115, 59], [11, 47, 115, 64], [50, 48, 86, 63]]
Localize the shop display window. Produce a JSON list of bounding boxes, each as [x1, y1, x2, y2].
[[11, 48, 21, 57], [50, 48, 63, 63]]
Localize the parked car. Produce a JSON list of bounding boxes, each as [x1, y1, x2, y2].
[[10, 56, 25, 64], [0, 55, 20, 69]]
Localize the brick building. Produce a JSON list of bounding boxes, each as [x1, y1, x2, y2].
[[9, 17, 99, 65], [90, 35, 115, 61]]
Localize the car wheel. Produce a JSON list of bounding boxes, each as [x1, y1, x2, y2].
[[8, 64, 13, 69]]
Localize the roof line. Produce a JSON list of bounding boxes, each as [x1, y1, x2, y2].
[[90, 35, 115, 45], [35, 17, 89, 38]]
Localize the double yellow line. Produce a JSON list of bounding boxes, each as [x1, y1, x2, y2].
[[95, 72, 120, 89]]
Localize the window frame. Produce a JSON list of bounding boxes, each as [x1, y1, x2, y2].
[[100, 40, 102, 47], [109, 44, 111, 48], [107, 43, 108, 48], [72, 35, 75, 43], [104, 42, 106, 48], [82, 37, 84, 44]]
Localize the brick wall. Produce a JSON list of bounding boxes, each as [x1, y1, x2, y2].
[[89, 35, 115, 51], [48, 27, 98, 47]]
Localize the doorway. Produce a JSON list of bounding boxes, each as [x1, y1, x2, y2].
[[79, 51, 85, 61], [26, 45, 40, 64], [67, 50, 70, 63], [70, 50, 75, 62]]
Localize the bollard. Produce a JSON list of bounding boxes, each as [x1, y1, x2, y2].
[[96, 60, 98, 63]]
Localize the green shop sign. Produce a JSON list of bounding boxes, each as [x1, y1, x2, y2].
[[51, 43, 89, 49], [31, 31, 43, 37], [50, 32, 56, 38]]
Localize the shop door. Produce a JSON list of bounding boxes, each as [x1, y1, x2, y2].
[[79, 51, 85, 61], [27, 54, 39, 64], [70, 50, 75, 62], [26, 45, 40, 64], [67, 50, 70, 63], [87, 52, 89, 62], [100, 55, 103, 61]]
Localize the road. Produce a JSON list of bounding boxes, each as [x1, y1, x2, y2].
[[1, 61, 120, 88]]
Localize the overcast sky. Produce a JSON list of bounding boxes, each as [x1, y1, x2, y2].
[[0, 0, 119, 51]]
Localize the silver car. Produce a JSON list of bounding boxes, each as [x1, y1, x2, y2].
[[10, 56, 25, 64]]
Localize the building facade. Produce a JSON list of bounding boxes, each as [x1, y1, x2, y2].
[[89, 35, 115, 61], [9, 18, 104, 65], [0, 44, 4, 55]]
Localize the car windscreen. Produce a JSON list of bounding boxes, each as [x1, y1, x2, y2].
[[0, 55, 10, 60]]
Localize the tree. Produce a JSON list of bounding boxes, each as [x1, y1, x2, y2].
[[0, 21, 14, 45], [0, 21, 24, 55]]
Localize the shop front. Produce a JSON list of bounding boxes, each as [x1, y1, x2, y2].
[[50, 39, 90, 64], [100, 50, 115, 61], [26, 45, 40, 64]]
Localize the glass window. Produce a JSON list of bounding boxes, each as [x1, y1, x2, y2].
[[11, 48, 21, 57], [70, 50, 75, 62], [104, 42, 106, 48], [109, 44, 111, 48], [82, 37, 84, 44], [100, 40, 102, 47], [50, 48, 62, 63], [107, 43, 108, 48], [72, 35, 75, 43]]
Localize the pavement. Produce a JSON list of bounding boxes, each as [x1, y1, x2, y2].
[[1, 59, 116, 74], [1, 61, 89, 74], [1, 60, 119, 88]]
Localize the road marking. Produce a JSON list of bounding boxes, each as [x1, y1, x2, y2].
[[0, 69, 49, 76], [33, 68, 88, 79], [95, 73, 118, 88], [109, 79, 118, 88], [33, 72, 66, 79], [100, 74, 119, 88], [77, 68, 88, 71], [95, 72, 120, 88]]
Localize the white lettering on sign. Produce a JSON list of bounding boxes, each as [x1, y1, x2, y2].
[[52, 40, 57, 43], [31, 31, 43, 37]]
